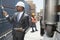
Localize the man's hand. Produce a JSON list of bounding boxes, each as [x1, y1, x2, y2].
[[3, 11, 8, 17]]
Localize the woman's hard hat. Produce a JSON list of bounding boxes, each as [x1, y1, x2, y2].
[[32, 13, 35, 16]]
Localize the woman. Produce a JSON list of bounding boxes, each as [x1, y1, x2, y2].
[[31, 15, 38, 32]]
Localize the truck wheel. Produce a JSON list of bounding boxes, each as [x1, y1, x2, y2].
[[46, 25, 56, 37], [46, 30, 54, 37]]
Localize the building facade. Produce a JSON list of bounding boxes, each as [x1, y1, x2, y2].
[[25, 0, 36, 15]]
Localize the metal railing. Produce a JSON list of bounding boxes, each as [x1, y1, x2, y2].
[[0, 30, 13, 40]]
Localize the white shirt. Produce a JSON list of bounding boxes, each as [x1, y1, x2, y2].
[[6, 11, 23, 22], [17, 11, 23, 22]]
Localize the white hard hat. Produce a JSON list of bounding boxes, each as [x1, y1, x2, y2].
[[15, 1, 25, 8]]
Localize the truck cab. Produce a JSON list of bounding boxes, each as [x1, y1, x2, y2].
[[40, 0, 60, 38]]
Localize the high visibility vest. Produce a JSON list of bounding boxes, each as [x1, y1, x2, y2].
[[31, 17, 36, 23]]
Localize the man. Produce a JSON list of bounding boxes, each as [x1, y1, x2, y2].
[[2, 1, 29, 40], [40, 11, 45, 36]]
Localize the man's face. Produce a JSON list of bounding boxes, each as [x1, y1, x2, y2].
[[16, 6, 24, 12]]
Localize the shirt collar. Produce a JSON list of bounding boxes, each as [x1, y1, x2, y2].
[[18, 11, 23, 14]]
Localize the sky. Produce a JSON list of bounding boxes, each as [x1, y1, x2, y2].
[[25, 0, 44, 12], [33, 0, 44, 12]]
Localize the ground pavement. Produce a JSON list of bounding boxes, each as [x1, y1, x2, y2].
[[24, 21, 58, 40]]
